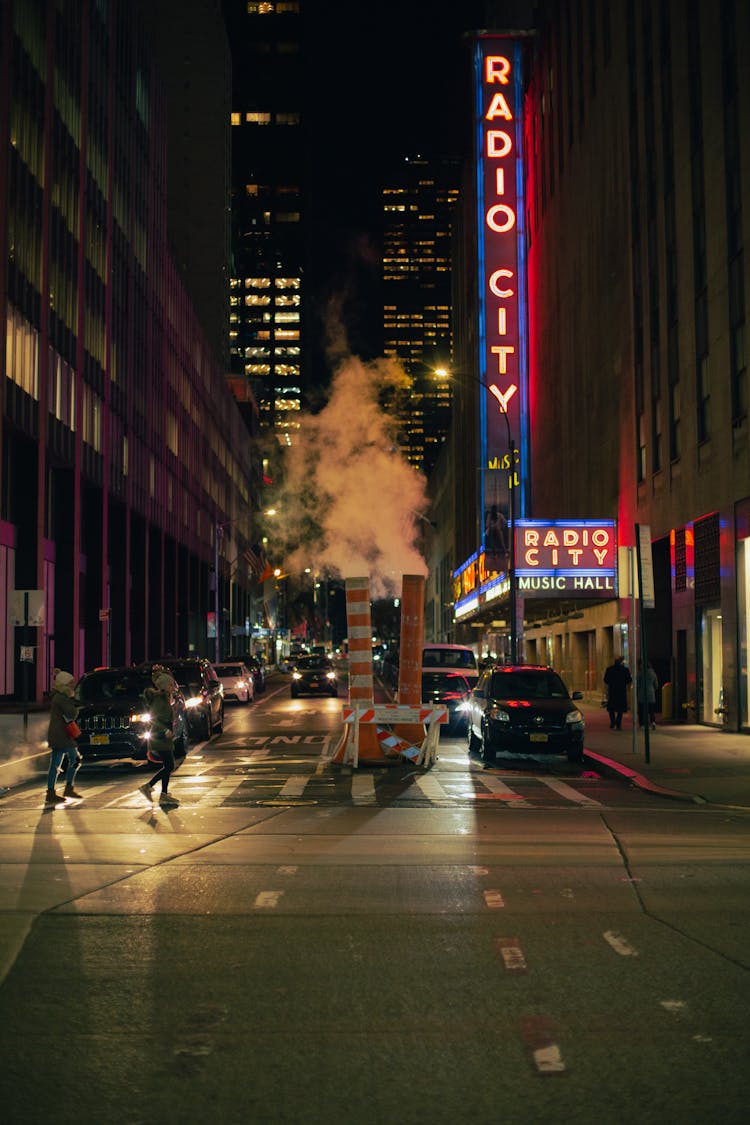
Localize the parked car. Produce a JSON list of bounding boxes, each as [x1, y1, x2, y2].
[[75, 667, 189, 764], [230, 653, 266, 693], [213, 661, 254, 704], [140, 658, 224, 741], [422, 644, 479, 688], [421, 671, 473, 735], [466, 664, 585, 764], [290, 654, 339, 698]]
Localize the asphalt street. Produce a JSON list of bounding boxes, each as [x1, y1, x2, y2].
[[0, 677, 749, 1124]]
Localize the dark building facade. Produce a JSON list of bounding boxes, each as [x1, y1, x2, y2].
[[381, 156, 459, 476], [0, 0, 256, 700], [223, 0, 303, 447]]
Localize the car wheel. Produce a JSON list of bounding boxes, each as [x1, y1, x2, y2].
[[480, 726, 496, 764], [196, 713, 211, 741], [330, 688, 338, 697], [291, 687, 299, 698], [244, 691, 251, 705], [467, 723, 481, 754], [214, 707, 224, 735]]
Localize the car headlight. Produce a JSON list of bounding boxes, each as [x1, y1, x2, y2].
[[292, 671, 302, 680], [235, 680, 246, 689], [184, 696, 202, 709], [487, 705, 510, 722], [326, 671, 336, 681], [130, 712, 152, 723], [565, 709, 585, 726]]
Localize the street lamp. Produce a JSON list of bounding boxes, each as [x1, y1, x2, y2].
[[435, 367, 518, 664]]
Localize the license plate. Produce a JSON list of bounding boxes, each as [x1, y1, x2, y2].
[[91, 733, 110, 745], [309, 680, 319, 687], [529, 732, 548, 742]]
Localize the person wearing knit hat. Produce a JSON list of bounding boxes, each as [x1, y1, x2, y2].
[[45, 668, 82, 804], [138, 675, 180, 807]]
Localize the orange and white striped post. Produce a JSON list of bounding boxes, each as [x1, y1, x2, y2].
[[331, 576, 384, 763], [393, 574, 426, 746]]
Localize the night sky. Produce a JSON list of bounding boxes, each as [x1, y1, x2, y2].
[[303, 2, 488, 377]]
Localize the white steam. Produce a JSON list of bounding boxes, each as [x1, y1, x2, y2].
[[274, 354, 430, 598]]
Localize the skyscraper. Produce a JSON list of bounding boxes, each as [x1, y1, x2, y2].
[[382, 156, 459, 475], [223, 0, 304, 447]]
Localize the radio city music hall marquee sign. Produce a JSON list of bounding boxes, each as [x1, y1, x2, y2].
[[515, 520, 618, 596], [476, 36, 527, 514]]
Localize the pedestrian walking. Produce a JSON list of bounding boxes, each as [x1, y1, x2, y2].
[[603, 656, 632, 730], [45, 669, 82, 804], [138, 671, 180, 807], [639, 661, 659, 729]]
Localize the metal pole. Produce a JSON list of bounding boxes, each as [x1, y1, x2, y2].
[[214, 523, 220, 664], [635, 524, 651, 764], [23, 592, 29, 739], [502, 410, 517, 664]]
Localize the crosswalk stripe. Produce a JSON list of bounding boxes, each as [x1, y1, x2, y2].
[[479, 774, 533, 806], [351, 774, 376, 805], [539, 777, 602, 806], [277, 775, 309, 798], [413, 775, 451, 801]]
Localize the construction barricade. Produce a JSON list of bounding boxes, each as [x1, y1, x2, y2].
[[337, 703, 448, 769]]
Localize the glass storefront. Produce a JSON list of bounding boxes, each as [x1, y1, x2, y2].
[[700, 607, 724, 724], [738, 532, 750, 728]]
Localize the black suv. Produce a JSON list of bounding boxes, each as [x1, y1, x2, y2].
[[290, 655, 338, 698], [466, 664, 585, 764], [75, 667, 189, 764], [141, 658, 224, 741]]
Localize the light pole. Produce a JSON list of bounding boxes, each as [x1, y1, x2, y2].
[[435, 367, 518, 664]]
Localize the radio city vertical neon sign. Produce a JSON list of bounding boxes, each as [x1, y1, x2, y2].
[[475, 36, 528, 544]]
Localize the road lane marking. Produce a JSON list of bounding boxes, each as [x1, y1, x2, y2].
[[479, 775, 532, 806], [278, 775, 309, 798], [254, 891, 284, 908], [540, 777, 602, 806], [603, 930, 639, 956], [483, 890, 505, 909], [496, 938, 528, 973], [277, 866, 298, 875], [520, 1016, 566, 1075]]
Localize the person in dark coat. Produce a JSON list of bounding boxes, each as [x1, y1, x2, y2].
[[638, 661, 659, 729], [45, 669, 82, 804], [138, 671, 179, 807], [604, 656, 632, 730]]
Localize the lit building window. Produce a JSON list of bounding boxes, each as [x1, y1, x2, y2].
[[245, 294, 271, 306], [276, 112, 300, 126], [274, 311, 299, 323], [277, 211, 301, 222], [275, 277, 301, 289], [246, 111, 272, 125], [247, 277, 271, 288], [275, 329, 299, 340]]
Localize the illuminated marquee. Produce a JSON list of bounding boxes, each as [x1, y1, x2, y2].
[[475, 36, 528, 558], [514, 520, 618, 596]]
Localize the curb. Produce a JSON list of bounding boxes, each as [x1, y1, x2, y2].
[[583, 748, 707, 804]]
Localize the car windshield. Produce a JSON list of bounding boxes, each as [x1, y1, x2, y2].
[[78, 669, 153, 703], [295, 656, 330, 670], [423, 649, 476, 670], [422, 672, 470, 694], [489, 671, 570, 700], [157, 663, 203, 691], [214, 665, 243, 677]]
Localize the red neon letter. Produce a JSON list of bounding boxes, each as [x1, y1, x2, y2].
[[489, 269, 515, 298], [487, 131, 512, 158], [486, 204, 516, 233], [486, 56, 511, 85], [486, 92, 513, 121]]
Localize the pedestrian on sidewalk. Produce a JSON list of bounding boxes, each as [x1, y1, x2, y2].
[[604, 656, 632, 731], [138, 671, 179, 807], [45, 669, 82, 804], [639, 661, 659, 729]]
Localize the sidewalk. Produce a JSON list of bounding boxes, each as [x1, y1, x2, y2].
[[581, 701, 750, 809]]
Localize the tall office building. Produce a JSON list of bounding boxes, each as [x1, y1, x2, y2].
[[382, 156, 459, 476], [0, 0, 255, 698], [222, 0, 303, 447]]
